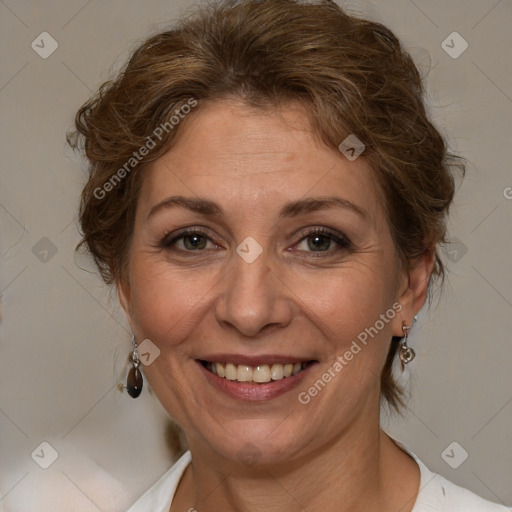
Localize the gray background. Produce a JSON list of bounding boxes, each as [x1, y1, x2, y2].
[[0, 0, 511, 510]]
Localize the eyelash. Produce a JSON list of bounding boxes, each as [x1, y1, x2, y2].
[[294, 227, 352, 256], [160, 226, 352, 257], [160, 227, 217, 252]]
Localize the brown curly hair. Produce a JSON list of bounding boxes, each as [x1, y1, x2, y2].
[[68, 0, 464, 411]]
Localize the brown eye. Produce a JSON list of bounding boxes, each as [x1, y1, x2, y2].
[[294, 228, 352, 256]]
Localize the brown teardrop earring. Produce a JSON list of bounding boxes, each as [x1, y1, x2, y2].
[[399, 323, 415, 370], [125, 335, 143, 398]]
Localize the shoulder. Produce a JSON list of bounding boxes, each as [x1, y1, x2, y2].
[[387, 436, 510, 512], [439, 475, 511, 511], [413, 457, 510, 512], [126, 451, 192, 512]]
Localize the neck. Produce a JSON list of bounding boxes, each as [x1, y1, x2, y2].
[[177, 418, 419, 512]]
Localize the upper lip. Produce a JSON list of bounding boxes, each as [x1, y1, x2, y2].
[[197, 354, 317, 366]]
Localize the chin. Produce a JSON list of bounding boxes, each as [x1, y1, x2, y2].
[[188, 415, 320, 467]]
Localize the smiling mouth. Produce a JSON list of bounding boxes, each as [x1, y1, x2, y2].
[[199, 361, 316, 384]]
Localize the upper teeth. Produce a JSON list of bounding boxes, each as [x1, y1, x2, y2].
[[207, 362, 306, 383]]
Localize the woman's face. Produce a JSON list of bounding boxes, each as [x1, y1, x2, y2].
[[119, 100, 424, 464]]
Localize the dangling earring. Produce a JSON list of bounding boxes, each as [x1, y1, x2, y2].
[[399, 323, 415, 370], [124, 335, 143, 398]]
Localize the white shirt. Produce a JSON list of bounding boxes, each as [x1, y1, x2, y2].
[[127, 450, 510, 511]]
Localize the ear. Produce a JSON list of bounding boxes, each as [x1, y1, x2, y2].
[[391, 246, 436, 337], [117, 277, 134, 329]]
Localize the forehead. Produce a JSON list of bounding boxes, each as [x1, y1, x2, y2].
[[139, 100, 384, 222]]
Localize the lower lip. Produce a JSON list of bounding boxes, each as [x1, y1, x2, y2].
[[197, 361, 314, 402]]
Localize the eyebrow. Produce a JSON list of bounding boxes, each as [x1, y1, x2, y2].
[[279, 197, 368, 220], [147, 196, 223, 220], [146, 195, 368, 221]]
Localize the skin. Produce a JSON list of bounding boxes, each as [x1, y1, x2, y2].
[[118, 100, 434, 512]]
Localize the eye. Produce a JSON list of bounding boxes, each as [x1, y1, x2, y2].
[[294, 227, 351, 255], [161, 228, 219, 251]]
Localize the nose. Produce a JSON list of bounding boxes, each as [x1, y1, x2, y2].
[[214, 246, 294, 338]]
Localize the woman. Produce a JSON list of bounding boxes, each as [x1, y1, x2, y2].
[[69, 0, 509, 510]]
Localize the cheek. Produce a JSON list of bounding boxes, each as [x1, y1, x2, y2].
[[281, 262, 396, 344], [127, 255, 218, 345]]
